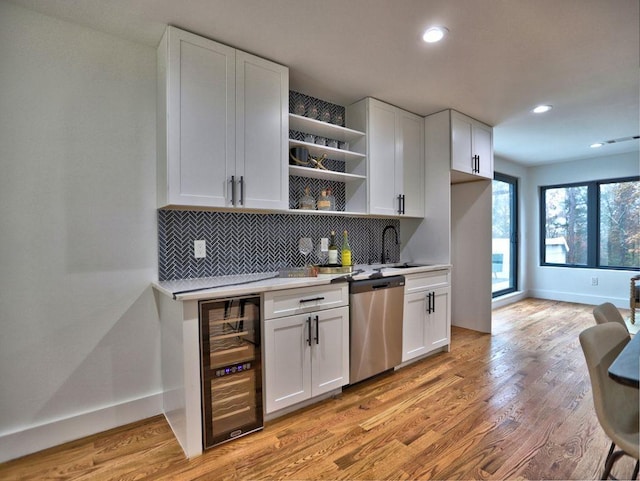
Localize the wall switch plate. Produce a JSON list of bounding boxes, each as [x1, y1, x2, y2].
[[194, 240, 206, 258], [591, 277, 598, 286], [320, 238, 328, 252]]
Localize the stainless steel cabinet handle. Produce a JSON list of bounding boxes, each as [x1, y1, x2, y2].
[[239, 176, 244, 205], [397, 194, 403, 214], [306, 316, 312, 346], [314, 315, 319, 344]]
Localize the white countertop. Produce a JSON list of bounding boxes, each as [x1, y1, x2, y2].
[[153, 263, 451, 301]]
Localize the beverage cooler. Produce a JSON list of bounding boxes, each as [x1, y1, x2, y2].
[[199, 295, 263, 449]]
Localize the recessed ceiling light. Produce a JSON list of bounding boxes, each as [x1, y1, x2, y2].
[[533, 105, 553, 114], [422, 26, 448, 43], [590, 142, 604, 148]]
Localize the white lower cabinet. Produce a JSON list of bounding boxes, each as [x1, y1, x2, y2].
[[402, 270, 451, 363], [263, 285, 349, 414]]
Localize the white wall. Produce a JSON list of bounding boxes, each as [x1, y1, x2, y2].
[[524, 152, 639, 308], [0, 2, 160, 462], [451, 180, 493, 333]]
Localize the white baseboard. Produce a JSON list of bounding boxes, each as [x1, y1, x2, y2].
[[492, 290, 529, 309], [528, 290, 629, 309], [0, 392, 163, 463]]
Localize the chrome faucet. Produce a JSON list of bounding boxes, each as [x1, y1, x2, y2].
[[381, 225, 399, 264]]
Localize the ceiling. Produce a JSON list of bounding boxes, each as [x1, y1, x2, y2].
[[9, 0, 640, 166]]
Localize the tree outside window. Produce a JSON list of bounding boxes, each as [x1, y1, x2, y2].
[[541, 177, 639, 270]]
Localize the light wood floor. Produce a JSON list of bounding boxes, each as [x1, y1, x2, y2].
[[2, 298, 637, 480]]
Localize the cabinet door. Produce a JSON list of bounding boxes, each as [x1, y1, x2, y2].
[[473, 123, 493, 179], [399, 111, 424, 217], [264, 314, 312, 413], [426, 287, 451, 350], [311, 306, 350, 396], [451, 112, 473, 175], [402, 291, 429, 362], [368, 100, 399, 216], [167, 27, 235, 207], [236, 51, 289, 210]]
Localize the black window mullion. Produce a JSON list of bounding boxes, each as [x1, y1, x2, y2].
[[586, 182, 598, 267]]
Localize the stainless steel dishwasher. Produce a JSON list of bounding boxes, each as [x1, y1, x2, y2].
[[349, 275, 405, 384]]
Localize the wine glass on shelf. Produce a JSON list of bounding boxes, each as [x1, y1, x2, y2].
[[298, 238, 313, 266]]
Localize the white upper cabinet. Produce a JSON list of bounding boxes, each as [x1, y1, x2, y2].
[[450, 110, 493, 182], [235, 51, 289, 209], [398, 110, 425, 217], [157, 26, 288, 209], [347, 98, 424, 217]]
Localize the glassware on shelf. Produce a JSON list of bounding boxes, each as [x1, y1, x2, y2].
[[327, 139, 338, 149], [325, 187, 336, 211], [306, 104, 319, 119], [321, 109, 331, 123], [293, 101, 306, 116], [332, 113, 344, 125], [315, 136, 326, 146], [304, 134, 315, 144], [339, 141, 350, 150], [298, 186, 315, 210], [316, 190, 331, 211]]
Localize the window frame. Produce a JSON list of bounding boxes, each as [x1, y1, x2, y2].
[[539, 175, 640, 271], [493, 172, 518, 298]]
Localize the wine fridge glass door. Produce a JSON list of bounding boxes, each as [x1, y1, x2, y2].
[[199, 295, 263, 448]]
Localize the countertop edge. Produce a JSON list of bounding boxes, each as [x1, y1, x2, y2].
[[153, 264, 451, 301]]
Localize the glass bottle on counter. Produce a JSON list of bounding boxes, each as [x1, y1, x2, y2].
[[298, 186, 315, 210], [341, 230, 352, 267], [328, 231, 338, 265]]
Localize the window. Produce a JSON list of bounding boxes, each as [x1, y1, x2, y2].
[[493, 173, 518, 297], [540, 177, 640, 269]]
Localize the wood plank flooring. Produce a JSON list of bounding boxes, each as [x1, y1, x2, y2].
[[2, 298, 637, 480]]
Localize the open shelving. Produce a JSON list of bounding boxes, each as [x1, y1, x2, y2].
[[288, 110, 367, 215]]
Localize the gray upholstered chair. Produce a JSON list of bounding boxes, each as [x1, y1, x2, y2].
[[579, 323, 639, 480], [593, 302, 629, 333], [631, 275, 640, 325]]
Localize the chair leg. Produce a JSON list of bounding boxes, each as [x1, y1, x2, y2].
[[632, 460, 638, 480], [602, 448, 626, 480]]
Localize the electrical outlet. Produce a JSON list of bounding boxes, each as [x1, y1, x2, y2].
[[320, 238, 329, 252], [194, 240, 206, 259], [591, 277, 598, 286]]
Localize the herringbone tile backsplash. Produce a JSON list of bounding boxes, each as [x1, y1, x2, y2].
[[158, 210, 400, 281]]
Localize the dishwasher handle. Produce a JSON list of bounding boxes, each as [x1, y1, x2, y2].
[[349, 275, 405, 294]]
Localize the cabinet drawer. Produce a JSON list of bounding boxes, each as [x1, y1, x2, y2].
[[264, 284, 349, 320], [405, 269, 450, 293]]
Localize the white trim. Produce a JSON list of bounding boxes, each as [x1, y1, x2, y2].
[[528, 289, 630, 309], [492, 290, 529, 309], [0, 392, 163, 463]]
